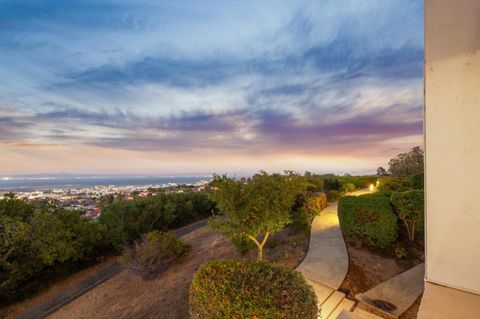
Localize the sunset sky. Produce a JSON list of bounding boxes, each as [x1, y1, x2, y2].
[[0, 1, 423, 176]]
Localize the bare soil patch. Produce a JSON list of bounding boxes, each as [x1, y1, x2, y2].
[[47, 228, 237, 319]]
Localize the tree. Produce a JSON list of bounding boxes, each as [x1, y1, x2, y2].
[[209, 171, 306, 260], [390, 190, 424, 242], [342, 183, 356, 193], [377, 167, 388, 176], [410, 173, 424, 190], [388, 146, 424, 178]]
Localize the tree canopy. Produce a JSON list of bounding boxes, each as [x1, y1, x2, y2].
[[209, 171, 306, 260], [388, 146, 424, 178]]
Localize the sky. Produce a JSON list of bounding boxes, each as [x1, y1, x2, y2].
[[0, 0, 424, 176]]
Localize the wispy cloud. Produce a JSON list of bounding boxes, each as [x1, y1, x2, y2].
[[0, 0, 423, 175]]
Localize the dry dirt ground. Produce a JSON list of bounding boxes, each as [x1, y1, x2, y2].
[[48, 228, 238, 319], [340, 241, 424, 319], [2, 226, 308, 319]]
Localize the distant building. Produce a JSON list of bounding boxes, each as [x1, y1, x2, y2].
[[84, 208, 101, 220]]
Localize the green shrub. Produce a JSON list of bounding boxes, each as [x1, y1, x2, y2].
[[0, 195, 107, 306], [394, 245, 407, 259], [338, 194, 398, 248], [231, 235, 255, 254], [390, 190, 424, 242], [307, 192, 328, 211], [121, 231, 188, 279], [327, 190, 341, 202], [100, 191, 215, 249], [291, 193, 327, 232], [337, 175, 377, 189], [377, 177, 411, 197], [291, 207, 313, 232], [410, 173, 424, 190], [189, 259, 318, 319], [342, 183, 356, 193]]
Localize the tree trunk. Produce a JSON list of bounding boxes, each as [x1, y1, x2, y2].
[[410, 222, 416, 242], [403, 220, 412, 242], [248, 232, 270, 261]]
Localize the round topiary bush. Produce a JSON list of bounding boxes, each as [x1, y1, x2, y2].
[[189, 259, 318, 319]]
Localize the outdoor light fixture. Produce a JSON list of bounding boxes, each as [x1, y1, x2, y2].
[[369, 184, 374, 192]]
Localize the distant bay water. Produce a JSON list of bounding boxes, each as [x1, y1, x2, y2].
[[0, 175, 211, 192]]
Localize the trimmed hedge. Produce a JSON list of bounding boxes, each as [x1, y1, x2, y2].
[[338, 194, 398, 248], [189, 259, 318, 319]]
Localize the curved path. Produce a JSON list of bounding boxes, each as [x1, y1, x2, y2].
[[296, 202, 349, 289], [296, 189, 372, 318]]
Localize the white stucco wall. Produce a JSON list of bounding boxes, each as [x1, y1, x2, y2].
[[425, 0, 480, 294]]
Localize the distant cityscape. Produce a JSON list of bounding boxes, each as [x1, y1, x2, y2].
[[1, 177, 211, 220]]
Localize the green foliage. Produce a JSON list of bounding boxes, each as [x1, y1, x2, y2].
[[410, 173, 424, 190], [230, 235, 256, 254], [0, 193, 36, 221], [326, 190, 341, 203], [377, 167, 388, 176], [304, 192, 328, 213], [342, 183, 356, 193], [0, 195, 105, 305], [121, 231, 188, 279], [291, 192, 328, 232], [394, 245, 407, 259], [99, 191, 215, 249], [0, 191, 212, 305], [189, 259, 318, 319], [291, 207, 313, 233], [390, 190, 424, 242], [377, 177, 411, 197], [337, 175, 377, 190], [209, 171, 306, 260], [388, 146, 424, 178], [303, 171, 325, 192], [338, 194, 398, 248]]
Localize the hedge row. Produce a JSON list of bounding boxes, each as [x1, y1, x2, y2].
[[338, 194, 398, 248]]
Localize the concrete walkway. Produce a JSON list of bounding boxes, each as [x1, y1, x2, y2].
[[296, 189, 369, 290], [296, 189, 371, 318], [296, 202, 349, 290]]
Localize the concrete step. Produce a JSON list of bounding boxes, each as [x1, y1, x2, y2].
[[319, 291, 345, 318], [307, 278, 335, 305], [355, 263, 424, 318], [335, 309, 366, 319], [327, 297, 355, 319], [352, 307, 385, 319]]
